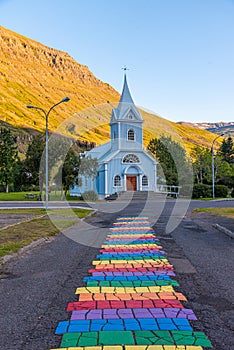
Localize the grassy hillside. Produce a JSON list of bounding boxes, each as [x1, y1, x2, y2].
[[0, 25, 220, 154], [0, 26, 119, 131]]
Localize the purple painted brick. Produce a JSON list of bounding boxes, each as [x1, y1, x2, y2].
[[71, 310, 88, 320], [149, 308, 165, 318], [178, 309, 197, 320], [134, 309, 152, 318], [87, 310, 102, 320], [103, 310, 118, 319]]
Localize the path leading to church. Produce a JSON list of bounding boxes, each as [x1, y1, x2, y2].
[[50, 216, 212, 350], [0, 199, 233, 350]]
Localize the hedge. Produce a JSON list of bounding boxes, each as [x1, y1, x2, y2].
[[192, 184, 228, 198]]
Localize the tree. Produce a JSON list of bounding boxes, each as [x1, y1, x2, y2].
[[215, 154, 234, 186], [147, 136, 190, 186], [218, 136, 234, 164], [191, 145, 211, 184], [23, 135, 45, 190], [62, 149, 81, 196], [191, 144, 234, 188], [0, 128, 19, 192], [79, 155, 98, 180]]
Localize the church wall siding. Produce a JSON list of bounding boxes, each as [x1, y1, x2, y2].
[[119, 122, 143, 150]]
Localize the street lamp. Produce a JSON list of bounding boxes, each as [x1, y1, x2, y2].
[[211, 133, 224, 199], [27, 97, 70, 209]]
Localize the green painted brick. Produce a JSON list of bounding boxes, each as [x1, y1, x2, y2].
[[171, 331, 212, 347], [60, 332, 80, 347], [86, 280, 179, 288], [99, 331, 134, 345], [194, 332, 212, 347], [78, 332, 98, 347], [135, 330, 174, 345]]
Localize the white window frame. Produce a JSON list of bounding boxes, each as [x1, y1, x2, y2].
[[127, 129, 135, 141], [122, 153, 140, 164], [114, 175, 122, 187], [142, 175, 148, 187]]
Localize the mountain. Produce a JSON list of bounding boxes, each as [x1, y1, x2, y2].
[[178, 121, 234, 137], [0, 25, 220, 156]]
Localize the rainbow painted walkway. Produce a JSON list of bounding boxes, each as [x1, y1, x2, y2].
[[51, 216, 212, 350]]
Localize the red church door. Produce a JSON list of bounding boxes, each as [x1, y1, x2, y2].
[[126, 176, 137, 191]]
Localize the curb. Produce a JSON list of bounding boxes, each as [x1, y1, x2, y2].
[[213, 223, 234, 239], [81, 209, 97, 221], [0, 214, 46, 232], [0, 209, 96, 265], [0, 237, 53, 265]]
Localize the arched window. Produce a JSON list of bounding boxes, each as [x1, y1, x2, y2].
[[122, 154, 140, 164], [113, 131, 116, 139], [127, 129, 135, 141], [142, 175, 148, 187], [114, 175, 121, 187]]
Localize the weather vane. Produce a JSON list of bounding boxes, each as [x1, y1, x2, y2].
[[122, 66, 129, 72]]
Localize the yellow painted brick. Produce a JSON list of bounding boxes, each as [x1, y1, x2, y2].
[[125, 346, 147, 350], [75, 287, 93, 294], [110, 260, 126, 264], [125, 287, 137, 293], [103, 347, 123, 350], [101, 286, 115, 293], [135, 287, 150, 293], [115, 287, 126, 293], [50, 348, 84, 350], [85, 347, 103, 350], [147, 346, 165, 350], [186, 347, 203, 350], [92, 260, 102, 265], [86, 287, 101, 293], [75, 287, 89, 294], [163, 346, 185, 350], [149, 286, 174, 292]]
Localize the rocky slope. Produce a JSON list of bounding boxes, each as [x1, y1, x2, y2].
[[178, 121, 234, 136]]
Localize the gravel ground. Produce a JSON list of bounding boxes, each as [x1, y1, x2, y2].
[[153, 205, 234, 350]]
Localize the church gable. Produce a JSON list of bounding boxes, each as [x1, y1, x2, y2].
[[119, 105, 142, 121]]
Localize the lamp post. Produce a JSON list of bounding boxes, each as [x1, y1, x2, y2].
[[27, 97, 70, 209], [211, 133, 224, 199]]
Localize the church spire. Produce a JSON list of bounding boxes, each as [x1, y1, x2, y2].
[[110, 71, 142, 123], [119, 73, 134, 105]]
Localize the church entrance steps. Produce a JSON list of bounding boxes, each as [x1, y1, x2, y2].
[[116, 191, 166, 201]]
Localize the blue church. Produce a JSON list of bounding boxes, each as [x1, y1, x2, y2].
[[70, 74, 158, 199]]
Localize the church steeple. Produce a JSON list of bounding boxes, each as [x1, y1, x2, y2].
[[119, 74, 134, 105], [111, 73, 142, 122], [110, 72, 143, 151]]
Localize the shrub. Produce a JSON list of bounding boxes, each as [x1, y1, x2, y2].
[[214, 185, 228, 198], [82, 190, 98, 201], [192, 184, 228, 198], [192, 184, 212, 199], [231, 188, 234, 198]]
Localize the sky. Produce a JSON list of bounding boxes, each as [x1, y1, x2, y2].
[[0, 0, 234, 123]]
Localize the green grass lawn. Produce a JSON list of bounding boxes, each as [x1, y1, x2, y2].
[[193, 207, 234, 219], [0, 208, 93, 259], [0, 191, 83, 201]]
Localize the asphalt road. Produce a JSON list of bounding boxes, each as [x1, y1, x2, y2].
[[0, 199, 233, 350]]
